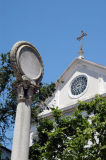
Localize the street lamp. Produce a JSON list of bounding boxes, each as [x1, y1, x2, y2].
[[10, 41, 44, 160]]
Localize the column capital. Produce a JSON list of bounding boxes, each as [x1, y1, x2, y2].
[[15, 82, 40, 104]]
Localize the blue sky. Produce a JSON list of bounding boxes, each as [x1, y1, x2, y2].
[[0, 0, 106, 149]]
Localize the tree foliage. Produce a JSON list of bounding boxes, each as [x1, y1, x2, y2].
[[0, 52, 16, 143], [29, 96, 106, 160]]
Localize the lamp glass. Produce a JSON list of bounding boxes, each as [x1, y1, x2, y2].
[[19, 47, 41, 80]]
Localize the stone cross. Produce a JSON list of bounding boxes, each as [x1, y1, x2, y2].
[[77, 30, 87, 58]]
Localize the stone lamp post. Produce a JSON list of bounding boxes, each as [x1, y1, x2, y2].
[[10, 41, 44, 160]]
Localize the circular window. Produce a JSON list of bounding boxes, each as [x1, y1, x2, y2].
[[71, 75, 88, 96]]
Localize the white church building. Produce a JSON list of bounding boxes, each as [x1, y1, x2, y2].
[[30, 32, 106, 146]]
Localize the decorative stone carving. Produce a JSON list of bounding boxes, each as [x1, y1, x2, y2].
[[10, 41, 44, 85], [17, 83, 35, 104]]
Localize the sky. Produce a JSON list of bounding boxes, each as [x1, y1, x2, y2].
[[0, 0, 106, 149]]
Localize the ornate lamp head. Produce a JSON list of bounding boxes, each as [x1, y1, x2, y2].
[[10, 41, 44, 86]]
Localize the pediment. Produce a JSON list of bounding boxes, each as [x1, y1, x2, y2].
[[40, 58, 106, 118], [56, 58, 106, 88]]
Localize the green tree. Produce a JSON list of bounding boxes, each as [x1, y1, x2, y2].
[[0, 52, 16, 144], [29, 96, 106, 160]]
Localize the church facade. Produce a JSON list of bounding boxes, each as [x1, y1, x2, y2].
[[30, 56, 106, 146]]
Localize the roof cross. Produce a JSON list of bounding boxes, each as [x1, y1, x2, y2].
[[77, 30, 87, 59]]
